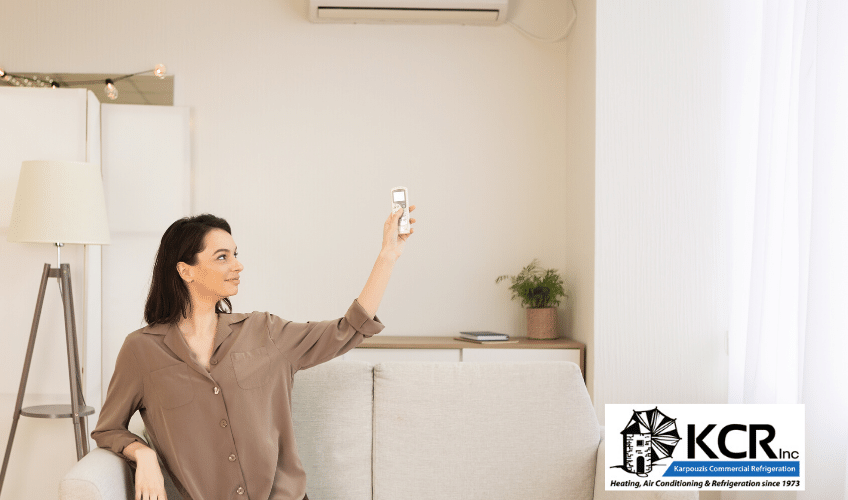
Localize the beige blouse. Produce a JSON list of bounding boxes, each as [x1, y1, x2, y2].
[[91, 299, 385, 500]]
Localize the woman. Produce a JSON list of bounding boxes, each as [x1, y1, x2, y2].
[[91, 205, 416, 500]]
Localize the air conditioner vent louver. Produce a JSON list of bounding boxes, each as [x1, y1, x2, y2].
[[309, 0, 508, 25]]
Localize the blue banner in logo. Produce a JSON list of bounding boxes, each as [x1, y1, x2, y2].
[[663, 461, 800, 477]]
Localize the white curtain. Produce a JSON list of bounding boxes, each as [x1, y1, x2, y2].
[[725, 0, 848, 498]]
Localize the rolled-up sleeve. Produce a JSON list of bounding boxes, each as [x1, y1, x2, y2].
[[267, 298, 385, 372], [91, 337, 146, 456]]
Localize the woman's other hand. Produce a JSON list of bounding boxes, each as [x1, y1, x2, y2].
[[381, 205, 416, 261], [134, 451, 167, 500]]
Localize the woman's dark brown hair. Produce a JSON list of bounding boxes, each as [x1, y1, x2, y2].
[[144, 214, 233, 326]]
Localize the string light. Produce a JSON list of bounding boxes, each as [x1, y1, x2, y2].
[[104, 79, 118, 100], [0, 65, 168, 99]]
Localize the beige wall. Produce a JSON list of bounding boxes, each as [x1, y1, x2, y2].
[[1, 2, 571, 340], [1, 1, 574, 497]]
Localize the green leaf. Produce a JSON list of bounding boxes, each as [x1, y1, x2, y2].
[[495, 259, 568, 308]]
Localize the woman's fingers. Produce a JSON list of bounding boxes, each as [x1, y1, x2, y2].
[[138, 492, 165, 500]]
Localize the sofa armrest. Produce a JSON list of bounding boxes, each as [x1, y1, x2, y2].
[[59, 447, 134, 500], [593, 426, 699, 500]]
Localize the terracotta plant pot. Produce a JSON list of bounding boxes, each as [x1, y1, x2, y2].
[[526, 307, 558, 339]]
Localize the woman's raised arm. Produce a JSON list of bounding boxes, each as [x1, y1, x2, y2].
[[357, 205, 416, 318]]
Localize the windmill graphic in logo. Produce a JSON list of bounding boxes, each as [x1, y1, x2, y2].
[[616, 407, 681, 477]]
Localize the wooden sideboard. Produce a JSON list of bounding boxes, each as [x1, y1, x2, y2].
[[342, 336, 585, 380]]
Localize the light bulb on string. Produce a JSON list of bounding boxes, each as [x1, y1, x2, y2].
[[2, 64, 167, 91], [104, 79, 118, 100]]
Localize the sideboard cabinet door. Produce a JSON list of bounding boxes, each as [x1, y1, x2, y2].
[[462, 348, 581, 368], [344, 349, 461, 363]]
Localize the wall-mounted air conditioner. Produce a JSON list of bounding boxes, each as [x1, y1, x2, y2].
[[307, 0, 509, 25]]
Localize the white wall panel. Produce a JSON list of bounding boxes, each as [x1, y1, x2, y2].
[[83, 90, 104, 455], [0, 88, 88, 226], [100, 104, 191, 398], [564, 0, 596, 402], [0, 87, 99, 500], [0, 88, 93, 396], [101, 105, 191, 233], [594, 0, 729, 425]]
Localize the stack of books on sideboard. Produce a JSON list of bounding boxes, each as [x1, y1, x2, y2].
[[455, 331, 519, 344]]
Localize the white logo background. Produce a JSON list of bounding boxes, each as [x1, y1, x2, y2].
[[605, 404, 805, 491]]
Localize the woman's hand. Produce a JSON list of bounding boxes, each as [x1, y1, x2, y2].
[[134, 453, 168, 500], [380, 205, 416, 261]]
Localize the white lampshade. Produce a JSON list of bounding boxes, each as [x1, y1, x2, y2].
[[6, 160, 111, 245]]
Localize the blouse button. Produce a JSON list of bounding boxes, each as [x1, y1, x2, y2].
[[214, 387, 220, 394], [211, 359, 218, 365], [237, 486, 245, 495], [220, 419, 228, 428], [229, 453, 237, 462]]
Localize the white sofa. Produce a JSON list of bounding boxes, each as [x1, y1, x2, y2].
[[60, 361, 696, 500]]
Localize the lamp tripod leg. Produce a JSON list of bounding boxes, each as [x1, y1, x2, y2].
[[0, 264, 52, 496], [59, 264, 90, 460]]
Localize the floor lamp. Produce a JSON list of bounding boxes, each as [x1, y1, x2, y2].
[[0, 160, 111, 495]]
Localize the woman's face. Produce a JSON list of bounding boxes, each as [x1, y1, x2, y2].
[[178, 228, 244, 301]]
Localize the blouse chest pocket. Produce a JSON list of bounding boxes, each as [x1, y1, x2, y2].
[[149, 364, 195, 409], [231, 346, 271, 389]]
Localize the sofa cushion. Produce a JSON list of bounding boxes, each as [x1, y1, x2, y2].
[[292, 360, 374, 500], [373, 361, 599, 500]]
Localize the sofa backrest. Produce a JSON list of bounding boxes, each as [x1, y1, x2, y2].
[[292, 360, 374, 500], [292, 360, 599, 500], [372, 361, 599, 500]]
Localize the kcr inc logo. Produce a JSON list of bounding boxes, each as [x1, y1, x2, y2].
[[614, 407, 681, 477], [687, 423, 799, 459]]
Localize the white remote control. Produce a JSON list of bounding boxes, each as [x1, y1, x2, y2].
[[391, 186, 410, 235]]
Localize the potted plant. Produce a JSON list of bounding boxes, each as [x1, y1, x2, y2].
[[495, 258, 567, 339]]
